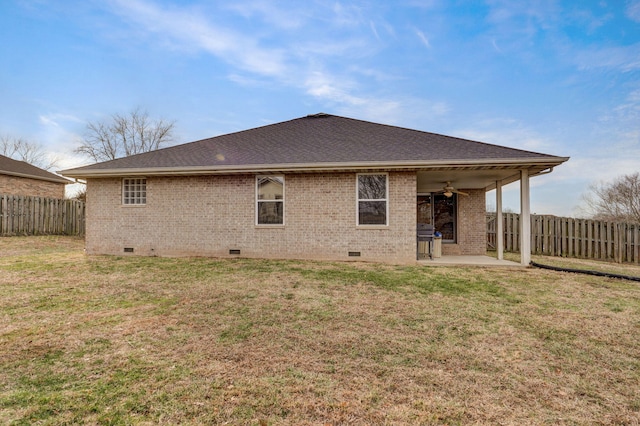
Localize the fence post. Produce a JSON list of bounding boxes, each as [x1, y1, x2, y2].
[[633, 224, 640, 264], [0, 194, 5, 234]]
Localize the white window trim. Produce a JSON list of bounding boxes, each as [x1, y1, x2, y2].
[[255, 175, 285, 226], [122, 177, 147, 206], [356, 173, 389, 227]]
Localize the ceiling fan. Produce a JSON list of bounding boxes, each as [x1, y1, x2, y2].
[[438, 182, 468, 198]]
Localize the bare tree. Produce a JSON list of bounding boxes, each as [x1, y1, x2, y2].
[[0, 135, 58, 171], [67, 185, 86, 202], [75, 108, 175, 162], [581, 172, 640, 223]]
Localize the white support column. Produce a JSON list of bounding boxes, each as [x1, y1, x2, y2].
[[520, 169, 531, 266], [496, 180, 504, 260]]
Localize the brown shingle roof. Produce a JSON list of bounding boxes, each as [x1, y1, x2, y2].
[[61, 113, 568, 177], [0, 154, 69, 184]]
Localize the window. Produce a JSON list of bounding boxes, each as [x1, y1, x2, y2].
[[123, 178, 146, 205], [357, 173, 388, 225], [256, 176, 284, 225]]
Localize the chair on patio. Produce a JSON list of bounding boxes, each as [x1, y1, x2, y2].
[[417, 223, 434, 260]]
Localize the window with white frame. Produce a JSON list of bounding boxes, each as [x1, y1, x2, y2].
[[357, 173, 388, 225], [122, 178, 147, 205], [256, 175, 284, 225]]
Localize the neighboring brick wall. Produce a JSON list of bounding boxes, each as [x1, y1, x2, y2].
[[86, 172, 418, 264], [0, 174, 65, 199], [441, 188, 487, 256]]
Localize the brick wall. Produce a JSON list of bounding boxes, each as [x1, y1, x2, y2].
[[441, 188, 487, 256], [85, 172, 486, 263], [0, 175, 65, 199], [86, 172, 418, 264]]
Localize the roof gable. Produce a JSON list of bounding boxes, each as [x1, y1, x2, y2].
[[61, 113, 568, 177], [0, 154, 69, 184]]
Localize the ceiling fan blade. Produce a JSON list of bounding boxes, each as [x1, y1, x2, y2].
[[439, 181, 468, 196]]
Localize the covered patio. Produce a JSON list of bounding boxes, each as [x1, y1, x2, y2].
[[417, 165, 564, 266]]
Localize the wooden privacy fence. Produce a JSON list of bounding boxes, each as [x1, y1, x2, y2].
[[0, 194, 85, 236], [487, 213, 640, 264]]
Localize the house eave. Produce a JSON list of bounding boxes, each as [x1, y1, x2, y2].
[[60, 157, 569, 179], [1, 170, 71, 184]]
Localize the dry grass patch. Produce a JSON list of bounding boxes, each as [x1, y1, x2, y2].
[[1, 237, 639, 425]]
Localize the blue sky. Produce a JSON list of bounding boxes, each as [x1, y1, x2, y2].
[[1, 0, 639, 216]]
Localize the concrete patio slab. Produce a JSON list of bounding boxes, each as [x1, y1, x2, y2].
[[419, 255, 523, 267]]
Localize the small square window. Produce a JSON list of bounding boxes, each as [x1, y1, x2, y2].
[[123, 178, 146, 205]]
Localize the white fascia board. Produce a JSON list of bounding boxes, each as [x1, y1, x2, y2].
[[1, 170, 71, 184], [60, 157, 569, 179]]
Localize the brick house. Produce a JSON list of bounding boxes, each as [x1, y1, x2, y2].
[[0, 154, 69, 199], [61, 113, 568, 264]]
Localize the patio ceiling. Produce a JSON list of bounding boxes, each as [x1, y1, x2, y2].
[[416, 164, 553, 193]]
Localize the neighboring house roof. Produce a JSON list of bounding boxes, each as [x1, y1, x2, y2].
[[61, 113, 569, 180], [0, 154, 69, 184]]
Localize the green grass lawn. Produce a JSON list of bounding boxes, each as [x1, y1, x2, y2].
[[1, 236, 639, 425]]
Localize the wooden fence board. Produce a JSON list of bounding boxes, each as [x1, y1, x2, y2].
[[0, 194, 84, 236], [487, 213, 639, 264]]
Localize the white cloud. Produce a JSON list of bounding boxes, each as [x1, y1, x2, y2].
[[611, 88, 640, 121], [106, 0, 392, 111], [453, 118, 556, 152], [549, 154, 640, 206], [108, 0, 288, 77], [39, 115, 59, 127], [596, 88, 640, 151], [101, 1, 451, 134], [293, 37, 374, 59], [405, 0, 441, 10], [485, 0, 560, 35], [331, 2, 365, 27], [223, 0, 307, 30], [304, 70, 364, 106], [38, 113, 83, 128], [573, 43, 640, 72], [415, 29, 431, 48], [491, 38, 503, 53], [370, 21, 381, 40], [227, 73, 266, 87], [626, 0, 640, 22]]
